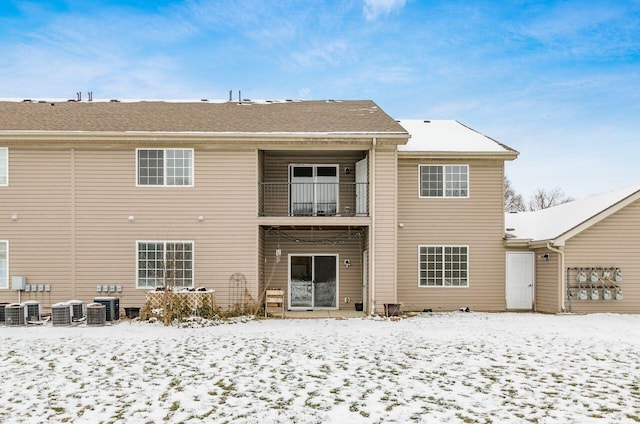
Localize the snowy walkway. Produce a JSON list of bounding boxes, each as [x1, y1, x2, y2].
[[1, 313, 639, 423]]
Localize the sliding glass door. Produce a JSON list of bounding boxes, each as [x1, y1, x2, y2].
[[289, 254, 338, 310]]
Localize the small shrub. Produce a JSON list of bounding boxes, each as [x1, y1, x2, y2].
[[139, 290, 261, 326]]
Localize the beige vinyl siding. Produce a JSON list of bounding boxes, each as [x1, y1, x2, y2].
[[563, 198, 640, 314], [532, 248, 561, 313], [71, 147, 258, 309], [263, 230, 364, 309], [0, 145, 259, 310], [372, 148, 397, 312], [397, 158, 506, 311], [0, 147, 73, 305]]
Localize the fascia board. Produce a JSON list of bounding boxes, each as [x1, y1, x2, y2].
[[398, 151, 518, 161], [0, 131, 409, 145]]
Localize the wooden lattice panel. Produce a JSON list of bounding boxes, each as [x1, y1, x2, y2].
[[146, 290, 216, 310]]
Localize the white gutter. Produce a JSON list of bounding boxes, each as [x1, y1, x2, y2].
[[546, 243, 566, 312], [370, 137, 376, 315], [0, 130, 409, 143]]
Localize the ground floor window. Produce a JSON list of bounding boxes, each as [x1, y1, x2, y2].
[[137, 241, 193, 288], [419, 245, 468, 287], [0, 241, 7, 289]]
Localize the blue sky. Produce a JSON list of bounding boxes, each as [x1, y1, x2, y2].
[[1, 0, 639, 199]]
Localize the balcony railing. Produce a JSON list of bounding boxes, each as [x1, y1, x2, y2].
[[259, 182, 369, 217]]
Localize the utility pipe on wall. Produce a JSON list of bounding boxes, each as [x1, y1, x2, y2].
[[369, 137, 376, 315], [546, 243, 566, 312]]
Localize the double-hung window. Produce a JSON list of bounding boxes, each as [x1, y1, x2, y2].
[[419, 245, 468, 287], [137, 241, 194, 289], [137, 148, 193, 186], [0, 148, 7, 186], [419, 164, 468, 197], [0, 241, 7, 289]]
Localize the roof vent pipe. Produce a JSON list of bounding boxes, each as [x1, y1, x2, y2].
[[76, 91, 81, 101], [238, 90, 242, 104], [88, 91, 93, 102], [229, 90, 232, 102]]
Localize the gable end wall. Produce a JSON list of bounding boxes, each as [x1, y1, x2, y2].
[[563, 198, 640, 313]]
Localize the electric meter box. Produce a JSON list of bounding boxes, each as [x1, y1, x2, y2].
[[12, 276, 26, 291]]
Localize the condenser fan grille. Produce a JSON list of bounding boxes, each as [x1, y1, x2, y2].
[[86, 303, 106, 326], [5, 304, 25, 326], [52, 303, 72, 327]]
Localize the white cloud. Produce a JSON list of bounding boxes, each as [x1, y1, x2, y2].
[[289, 40, 351, 68], [363, 0, 407, 21], [298, 88, 311, 99]]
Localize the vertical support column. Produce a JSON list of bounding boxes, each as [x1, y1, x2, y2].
[[371, 145, 398, 314]]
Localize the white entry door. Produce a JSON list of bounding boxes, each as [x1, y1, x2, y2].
[[506, 252, 534, 310]]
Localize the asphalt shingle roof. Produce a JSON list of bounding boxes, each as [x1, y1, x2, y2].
[[0, 100, 407, 134]]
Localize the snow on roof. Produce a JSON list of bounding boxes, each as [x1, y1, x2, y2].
[[505, 184, 640, 242], [397, 120, 515, 153]]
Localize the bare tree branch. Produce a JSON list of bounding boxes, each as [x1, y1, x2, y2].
[[528, 187, 573, 211], [504, 176, 526, 212]]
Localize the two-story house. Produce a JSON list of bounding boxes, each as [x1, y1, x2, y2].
[[0, 99, 518, 315]]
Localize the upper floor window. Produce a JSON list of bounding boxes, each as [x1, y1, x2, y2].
[[0, 241, 7, 289], [0, 148, 7, 186], [137, 148, 193, 186], [419, 245, 468, 287], [419, 164, 468, 197], [137, 241, 194, 289]]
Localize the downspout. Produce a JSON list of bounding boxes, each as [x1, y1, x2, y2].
[[71, 147, 76, 299], [369, 137, 376, 315], [546, 242, 565, 312]]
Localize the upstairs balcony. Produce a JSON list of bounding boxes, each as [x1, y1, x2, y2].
[[259, 182, 369, 217], [258, 151, 369, 219]]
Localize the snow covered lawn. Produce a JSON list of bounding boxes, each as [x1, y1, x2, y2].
[[1, 312, 639, 423]]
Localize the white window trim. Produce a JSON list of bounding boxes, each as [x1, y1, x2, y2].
[[135, 148, 194, 187], [0, 147, 8, 187], [417, 244, 469, 288], [0, 240, 8, 290], [136, 240, 195, 289], [418, 164, 469, 198]]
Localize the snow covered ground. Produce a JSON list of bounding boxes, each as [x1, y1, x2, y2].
[[1, 312, 639, 423]]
